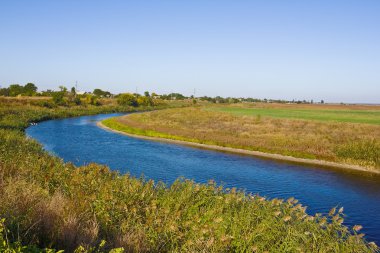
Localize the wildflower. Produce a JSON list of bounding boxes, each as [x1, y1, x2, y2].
[[353, 225, 363, 232], [338, 207, 344, 213], [283, 216, 292, 222], [274, 211, 281, 217], [304, 231, 311, 236]]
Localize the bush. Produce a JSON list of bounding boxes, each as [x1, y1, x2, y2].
[[117, 93, 138, 107], [52, 92, 65, 105]]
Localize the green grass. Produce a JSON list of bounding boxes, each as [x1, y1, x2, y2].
[[208, 107, 380, 125], [0, 100, 378, 252]]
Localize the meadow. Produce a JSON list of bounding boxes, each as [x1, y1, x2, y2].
[[104, 104, 380, 170], [0, 98, 377, 252], [208, 103, 380, 125]]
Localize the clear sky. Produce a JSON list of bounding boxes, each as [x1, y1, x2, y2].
[[1, 0, 379, 103]]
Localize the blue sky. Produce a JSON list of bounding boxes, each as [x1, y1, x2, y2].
[[1, 1, 379, 103]]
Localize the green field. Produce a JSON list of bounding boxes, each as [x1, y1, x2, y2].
[[208, 106, 380, 125]]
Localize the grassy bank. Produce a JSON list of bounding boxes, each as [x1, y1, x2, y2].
[[103, 105, 380, 171], [0, 100, 377, 252]]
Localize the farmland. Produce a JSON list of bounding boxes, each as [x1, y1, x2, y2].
[[208, 103, 380, 125]]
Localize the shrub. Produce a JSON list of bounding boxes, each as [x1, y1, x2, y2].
[[52, 92, 65, 105], [117, 93, 138, 107]]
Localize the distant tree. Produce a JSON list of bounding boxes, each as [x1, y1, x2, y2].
[[9, 84, 24, 96], [321, 100, 324, 104], [0, 87, 10, 96], [161, 93, 186, 100], [71, 87, 76, 95], [93, 88, 111, 97], [23, 83, 37, 96], [59, 86, 67, 92], [144, 91, 150, 97], [117, 93, 138, 107]]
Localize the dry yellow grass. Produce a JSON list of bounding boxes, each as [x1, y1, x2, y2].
[[114, 106, 380, 169]]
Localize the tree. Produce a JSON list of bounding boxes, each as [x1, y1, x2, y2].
[[93, 88, 111, 98], [71, 87, 76, 95], [144, 91, 150, 97], [0, 87, 10, 96], [23, 83, 37, 96], [9, 84, 24, 96], [59, 86, 67, 92], [117, 93, 138, 107]]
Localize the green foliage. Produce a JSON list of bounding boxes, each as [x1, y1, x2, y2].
[[8, 84, 25, 97], [85, 94, 100, 106], [51, 92, 65, 105], [117, 93, 138, 107], [23, 83, 38, 96], [93, 89, 111, 98]]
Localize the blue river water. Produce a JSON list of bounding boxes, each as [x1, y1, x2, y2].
[[26, 113, 380, 243]]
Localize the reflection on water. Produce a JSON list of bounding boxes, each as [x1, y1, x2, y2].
[[26, 113, 380, 244]]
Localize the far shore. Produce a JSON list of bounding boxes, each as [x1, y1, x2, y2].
[[97, 121, 380, 175]]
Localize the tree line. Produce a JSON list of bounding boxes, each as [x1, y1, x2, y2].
[[0, 83, 324, 105]]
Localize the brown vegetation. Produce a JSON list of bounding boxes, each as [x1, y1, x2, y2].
[[114, 107, 380, 169]]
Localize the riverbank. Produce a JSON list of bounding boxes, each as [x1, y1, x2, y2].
[[102, 106, 380, 172], [98, 120, 380, 175]]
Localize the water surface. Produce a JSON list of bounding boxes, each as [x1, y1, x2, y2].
[[26, 113, 380, 243]]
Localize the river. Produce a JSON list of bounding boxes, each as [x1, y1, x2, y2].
[[26, 113, 380, 244]]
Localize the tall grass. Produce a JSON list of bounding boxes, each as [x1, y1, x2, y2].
[[0, 99, 377, 252], [107, 107, 380, 170]]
